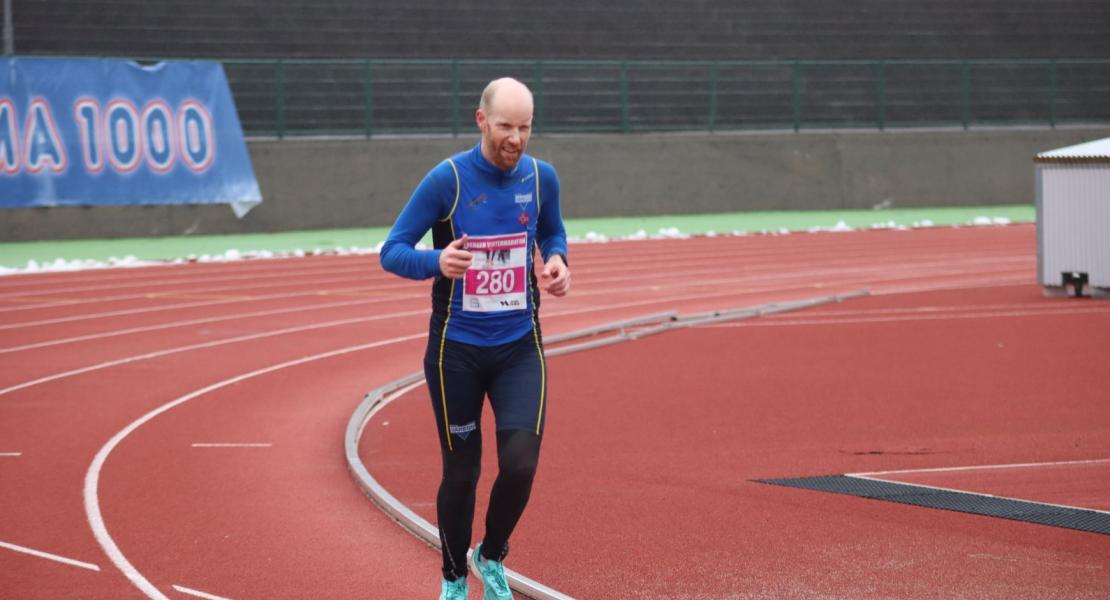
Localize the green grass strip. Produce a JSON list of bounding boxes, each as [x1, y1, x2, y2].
[[0, 205, 1033, 270], [564, 205, 1033, 238]]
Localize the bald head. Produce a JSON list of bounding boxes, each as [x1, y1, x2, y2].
[[476, 77, 534, 171], [479, 77, 534, 115]]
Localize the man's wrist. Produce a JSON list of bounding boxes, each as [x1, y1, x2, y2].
[[428, 249, 445, 278]]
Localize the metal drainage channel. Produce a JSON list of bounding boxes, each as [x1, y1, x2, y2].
[[345, 290, 868, 599], [754, 475, 1110, 536]]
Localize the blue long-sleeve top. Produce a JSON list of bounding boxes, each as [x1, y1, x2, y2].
[[380, 144, 567, 346]]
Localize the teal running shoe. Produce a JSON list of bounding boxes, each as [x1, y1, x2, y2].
[[439, 576, 468, 600], [471, 543, 513, 599]]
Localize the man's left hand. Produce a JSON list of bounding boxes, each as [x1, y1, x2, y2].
[[542, 254, 570, 297]]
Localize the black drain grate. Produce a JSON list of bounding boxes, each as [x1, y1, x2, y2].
[[754, 475, 1110, 536]]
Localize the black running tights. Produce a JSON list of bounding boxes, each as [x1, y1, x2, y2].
[[437, 428, 541, 581]]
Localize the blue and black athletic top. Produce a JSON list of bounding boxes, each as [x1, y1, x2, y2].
[[380, 144, 568, 347]]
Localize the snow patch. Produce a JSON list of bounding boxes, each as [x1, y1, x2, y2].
[[3, 255, 159, 275], [807, 220, 855, 233], [2, 214, 1023, 276], [970, 216, 1010, 226], [0, 245, 385, 276]]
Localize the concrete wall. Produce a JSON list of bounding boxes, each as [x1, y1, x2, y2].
[[4, 126, 1109, 241]]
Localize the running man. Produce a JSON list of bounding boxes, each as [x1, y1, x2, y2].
[[379, 77, 569, 600]]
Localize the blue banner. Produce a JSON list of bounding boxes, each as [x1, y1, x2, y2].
[[0, 57, 261, 216]]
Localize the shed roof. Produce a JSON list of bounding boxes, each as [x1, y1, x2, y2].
[[1036, 137, 1110, 164]]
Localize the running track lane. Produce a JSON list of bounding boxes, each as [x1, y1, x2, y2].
[[0, 224, 1053, 598], [366, 282, 1110, 599]]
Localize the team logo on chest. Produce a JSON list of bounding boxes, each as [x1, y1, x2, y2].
[[515, 193, 533, 226]]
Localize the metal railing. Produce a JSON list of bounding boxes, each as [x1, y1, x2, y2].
[[221, 58, 1110, 138]]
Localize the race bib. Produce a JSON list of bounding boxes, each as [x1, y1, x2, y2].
[[462, 232, 528, 312]]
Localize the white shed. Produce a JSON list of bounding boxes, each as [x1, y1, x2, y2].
[[1035, 137, 1110, 298]]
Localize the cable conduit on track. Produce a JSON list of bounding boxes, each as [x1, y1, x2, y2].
[[344, 289, 868, 600]]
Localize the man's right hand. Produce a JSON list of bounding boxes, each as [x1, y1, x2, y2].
[[439, 234, 472, 279]]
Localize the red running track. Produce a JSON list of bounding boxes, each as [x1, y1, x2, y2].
[[369, 283, 1110, 599], [3, 224, 1105, 599]]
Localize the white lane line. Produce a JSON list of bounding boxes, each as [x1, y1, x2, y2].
[[6, 257, 820, 332], [871, 276, 1031, 296], [191, 443, 272, 448], [0, 255, 378, 291], [1, 246, 1026, 330], [568, 258, 1029, 301], [848, 459, 1110, 518], [2, 286, 808, 397], [84, 332, 426, 600], [0, 263, 370, 299], [0, 284, 423, 332], [0, 539, 101, 571], [699, 305, 1110, 327], [49, 288, 709, 597], [847, 473, 1110, 517], [968, 553, 1104, 571], [850, 458, 1110, 478], [770, 301, 1084, 318], [0, 269, 1035, 398], [0, 295, 407, 354], [577, 252, 1030, 286], [0, 309, 426, 397], [171, 584, 233, 600], [0, 452, 22, 457], [0, 270, 413, 315], [1, 285, 720, 397]]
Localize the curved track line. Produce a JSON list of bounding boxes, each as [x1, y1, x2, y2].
[[0, 259, 308, 290], [0, 255, 381, 289], [871, 276, 1031, 296], [707, 305, 1110, 327], [83, 332, 426, 599], [573, 251, 1030, 282], [566, 254, 1030, 300], [0, 287, 424, 332], [0, 310, 426, 396], [4, 228, 1030, 317], [0, 295, 413, 354], [2, 241, 1028, 331], [0, 264, 373, 299], [2, 257, 800, 342], [5, 226, 1044, 596], [171, 584, 233, 600], [789, 301, 1079, 317], [0, 284, 843, 397], [0, 271, 404, 315], [346, 293, 866, 600]]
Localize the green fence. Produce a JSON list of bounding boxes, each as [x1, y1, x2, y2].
[[222, 58, 1110, 138]]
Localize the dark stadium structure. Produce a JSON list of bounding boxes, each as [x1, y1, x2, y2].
[[3, 1, 1110, 242], [10, 1, 1110, 60], [6, 1, 1110, 135]]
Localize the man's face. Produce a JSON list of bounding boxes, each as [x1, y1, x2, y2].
[[477, 88, 533, 171]]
